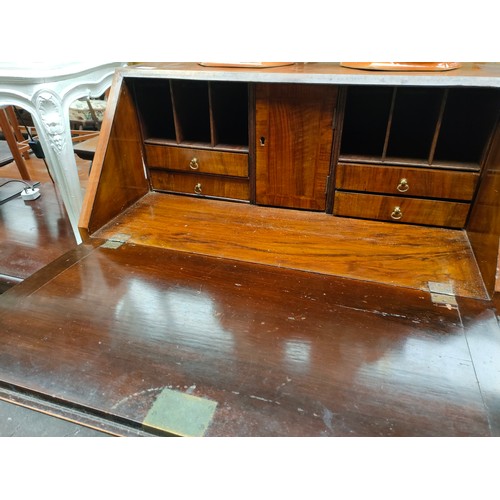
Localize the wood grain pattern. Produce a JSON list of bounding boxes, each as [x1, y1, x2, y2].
[[79, 75, 149, 235], [334, 191, 470, 228], [456, 295, 500, 436], [3, 63, 500, 438], [92, 193, 486, 299], [0, 242, 495, 436], [255, 83, 337, 210], [467, 122, 500, 295], [145, 144, 248, 177], [149, 171, 249, 201], [335, 162, 479, 200], [0, 181, 77, 291]]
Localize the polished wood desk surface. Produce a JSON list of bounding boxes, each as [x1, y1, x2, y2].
[[0, 240, 499, 436], [93, 193, 487, 299], [0, 180, 76, 292], [1, 63, 500, 436], [2, 179, 498, 436]]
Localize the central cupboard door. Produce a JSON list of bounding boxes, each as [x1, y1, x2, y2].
[[255, 83, 338, 211]]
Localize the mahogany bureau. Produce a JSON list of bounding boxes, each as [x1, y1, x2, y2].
[[1, 63, 500, 437], [81, 62, 500, 300]]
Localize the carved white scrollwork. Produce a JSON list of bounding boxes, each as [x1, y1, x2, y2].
[[35, 90, 66, 154]]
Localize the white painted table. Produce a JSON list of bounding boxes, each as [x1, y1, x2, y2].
[[0, 62, 126, 243]]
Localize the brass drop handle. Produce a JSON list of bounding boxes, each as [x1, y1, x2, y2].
[[194, 183, 202, 194], [397, 178, 409, 192], [391, 206, 403, 220], [189, 157, 199, 170]]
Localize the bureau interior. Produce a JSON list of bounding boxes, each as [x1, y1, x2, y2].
[[131, 77, 249, 150], [128, 78, 499, 206], [81, 74, 499, 299], [339, 85, 498, 170]]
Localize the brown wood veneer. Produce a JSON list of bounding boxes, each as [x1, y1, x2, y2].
[[0, 242, 495, 436], [92, 192, 486, 299]]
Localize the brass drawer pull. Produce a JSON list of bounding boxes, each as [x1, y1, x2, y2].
[[194, 183, 202, 194], [391, 206, 402, 220], [189, 157, 199, 170], [397, 178, 409, 192]]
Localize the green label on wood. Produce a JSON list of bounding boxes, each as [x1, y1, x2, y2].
[[142, 388, 217, 437]]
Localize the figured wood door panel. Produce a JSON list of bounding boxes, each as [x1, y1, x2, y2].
[[255, 83, 337, 210]]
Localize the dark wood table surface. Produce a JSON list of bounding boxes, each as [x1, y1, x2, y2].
[[1, 238, 499, 436], [0, 179, 77, 292]]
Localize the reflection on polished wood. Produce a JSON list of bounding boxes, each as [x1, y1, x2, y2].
[[467, 124, 500, 295], [0, 242, 497, 436], [0, 154, 90, 293], [1, 63, 500, 437], [0, 181, 75, 292], [92, 193, 487, 299]]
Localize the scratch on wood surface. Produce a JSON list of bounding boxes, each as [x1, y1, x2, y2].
[[111, 386, 164, 410], [250, 395, 281, 405]]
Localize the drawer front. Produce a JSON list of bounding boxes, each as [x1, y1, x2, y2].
[[150, 170, 249, 201], [335, 163, 479, 201], [333, 191, 470, 228], [145, 145, 248, 177]]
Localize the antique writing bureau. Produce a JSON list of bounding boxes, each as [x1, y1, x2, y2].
[[80, 62, 500, 300], [1, 62, 500, 437]]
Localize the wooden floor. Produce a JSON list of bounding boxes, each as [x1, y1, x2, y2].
[[1, 153, 500, 436]]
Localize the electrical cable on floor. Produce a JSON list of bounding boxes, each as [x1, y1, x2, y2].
[[0, 179, 41, 201], [0, 179, 32, 189]]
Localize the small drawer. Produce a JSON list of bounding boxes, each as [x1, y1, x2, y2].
[[145, 145, 248, 177], [150, 170, 250, 201], [333, 191, 470, 228], [335, 163, 479, 201]]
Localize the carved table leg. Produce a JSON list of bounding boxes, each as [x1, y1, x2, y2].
[[32, 90, 84, 244]]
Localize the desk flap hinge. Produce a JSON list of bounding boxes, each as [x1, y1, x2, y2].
[[101, 233, 131, 249], [428, 281, 457, 306]]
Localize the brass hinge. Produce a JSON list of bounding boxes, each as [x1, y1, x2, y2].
[[428, 281, 457, 306], [100, 233, 131, 249]]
